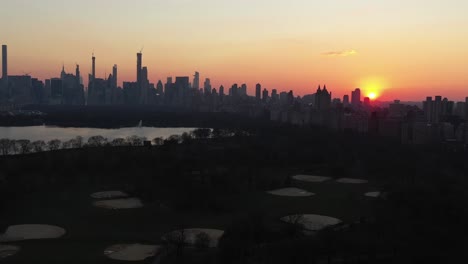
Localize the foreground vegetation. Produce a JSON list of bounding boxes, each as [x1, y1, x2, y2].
[[1, 123, 468, 263]]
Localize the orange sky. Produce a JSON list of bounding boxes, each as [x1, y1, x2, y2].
[[1, 0, 468, 101]]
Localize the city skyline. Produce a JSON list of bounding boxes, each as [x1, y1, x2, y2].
[[1, 1, 468, 100]]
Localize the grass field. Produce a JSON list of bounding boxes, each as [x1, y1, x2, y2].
[[1, 174, 377, 263]]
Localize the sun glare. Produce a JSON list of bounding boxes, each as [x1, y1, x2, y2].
[[368, 92, 377, 100], [360, 76, 387, 101]]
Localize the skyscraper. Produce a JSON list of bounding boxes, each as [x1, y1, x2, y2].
[[203, 78, 211, 95], [2, 45, 7, 86], [343, 95, 350, 105], [75, 64, 81, 85], [137, 52, 142, 85], [256, 83, 261, 101], [219, 85, 225, 97], [193, 72, 200, 90], [351, 88, 361, 106], [112, 65, 118, 88], [262, 88, 269, 101], [92, 54, 96, 80]]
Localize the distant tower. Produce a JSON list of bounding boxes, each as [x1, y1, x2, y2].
[[92, 54, 96, 80], [61, 64, 66, 79], [343, 95, 350, 105], [262, 88, 269, 101], [2, 45, 7, 85], [137, 52, 142, 85], [351, 88, 361, 106], [193, 72, 200, 90], [219, 85, 225, 97], [256, 83, 261, 101], [203, 78, 211, 95], [112, 64, 118, 88], [76, 64, 81, 84]]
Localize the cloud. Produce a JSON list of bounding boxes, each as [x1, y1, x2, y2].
[[322, 50, 357, 57]]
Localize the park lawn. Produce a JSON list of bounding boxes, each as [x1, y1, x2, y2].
[[1, 171, 376, 263]]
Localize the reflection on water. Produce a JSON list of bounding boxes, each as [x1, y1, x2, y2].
[[0, 126, 197, 142]]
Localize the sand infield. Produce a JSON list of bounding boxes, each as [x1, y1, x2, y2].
[[104, 244, 160, 261], [91, 191, 129, 199], [267, 188, 314, 197], [336, 178, 368, 184], [365, 191, 381, 198], [0, 224, 65, 242], [292, 175, 332, 183], [281, 214, 342, 231], [0, 245, 20, 259], [94, 198, 143, 209]]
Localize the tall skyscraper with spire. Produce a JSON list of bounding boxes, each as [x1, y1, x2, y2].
[[2, 45, 7, 90], [137, 52, 142, 85], [193, 72, 200, 90]]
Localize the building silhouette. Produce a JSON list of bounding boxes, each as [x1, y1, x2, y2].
[[255, 83, 261, 101], [203, 78, 211, 95], [193, 72, 200, 91], [315, 85, 331, 110], [1, 45, 7, 96], [351, 88, 361, 107]]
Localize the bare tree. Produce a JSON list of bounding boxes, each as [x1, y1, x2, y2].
[[61, 140, 72, 149], [16, 139, 32, 154], [126, 135, 146, 146], [47, 139, 61, 151], [70, 136, 83, 148], [194, 232, 211, 249], [152, 137, 164, 146], [164, 135, 182, 145], [0, 139, 12, 155], [191, 128, 212, 139], [111, 138, 126, 146], [31, 140, 46, 152], [87, 135, 107, 147], [9, 140, 18, 154], [181, 132, 193, 143]]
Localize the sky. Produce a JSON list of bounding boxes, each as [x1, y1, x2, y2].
[[1, 0, 468, 101]]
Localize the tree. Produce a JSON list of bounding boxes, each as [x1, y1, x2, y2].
[[111, 138, 126, 146], [47, 139, 61, 151], [152, 137, 164, 146], [195, 232, 211, 249], [16, 139, 32, 154], [164, 135, 181, 145], [9, 140, 18, 154], [0, 139, 12, 155], [181, 132, 193, 143], [31, 140, 46, 152], [61, 140, 72, 149], [87, 135, 107, 147], [126, 135, 146, 146], [70, 136, 83, 148], [192, 128, 212, 139]]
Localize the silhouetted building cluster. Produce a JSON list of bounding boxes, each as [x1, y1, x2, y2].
[[3, 44, 468, 146]]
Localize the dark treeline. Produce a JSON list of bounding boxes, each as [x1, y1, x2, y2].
[[1, 105, 271, 129], [1, 121, 468, 263]]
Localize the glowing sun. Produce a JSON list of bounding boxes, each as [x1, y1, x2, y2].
[[368, 92, 377, 100]]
